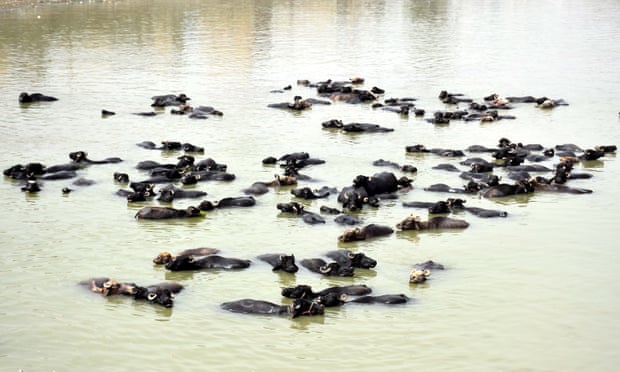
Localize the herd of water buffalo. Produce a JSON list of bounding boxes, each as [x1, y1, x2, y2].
[[7, 79, 617, 317]]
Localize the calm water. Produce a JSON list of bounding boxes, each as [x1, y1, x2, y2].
[[1, 1, 620, 371]]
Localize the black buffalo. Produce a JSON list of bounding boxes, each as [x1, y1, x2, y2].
[[256, 253, 299, 273], [325, 250, 377, 269], [338, 224, 394, 242], [300, 258, 354, 277], [220, 298, 324, 318], [281, 284, 372, 299], [135, 206, 202, 219], [164, 255, 250, 271], [396, 215, 470, 231]]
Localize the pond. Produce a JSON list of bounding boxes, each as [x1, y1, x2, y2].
[[1, 0, 620, 370]]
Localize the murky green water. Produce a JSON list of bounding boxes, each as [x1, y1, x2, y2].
[[1, 1, 620, 371]]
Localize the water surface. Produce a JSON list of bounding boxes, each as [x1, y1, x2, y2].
[[1, 1, 620, 371]]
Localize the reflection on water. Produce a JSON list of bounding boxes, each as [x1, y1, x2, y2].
[[2, 0, 620, 371]]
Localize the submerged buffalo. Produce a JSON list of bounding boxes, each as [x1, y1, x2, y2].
[[348, 294, 409, 304], [157, 184, 207, 202], [69, 151, 122, 164], [135, 206, 202, 219], [198, 196, 256, 211], [256, 253, 299, 273], [152, 247, 220, 265], [300, 258, 354, 277], [220, 298, 324, 318], [80, 277, 183, 308], [396, 215, 470, 231], [338, 224, 394, 242], [325, 250, 377, 269], [163, 254, 251, 271], [281, 284, 372, 299], [19, 92, 58, 103], [409, 260, 445, 284]]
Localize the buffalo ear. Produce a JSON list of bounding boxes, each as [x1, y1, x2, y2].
[[147, 292, 157, 301]]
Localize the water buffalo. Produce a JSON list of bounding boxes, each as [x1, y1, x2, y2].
[[353, 171, 400, 196], [117, 189, 148, 202], [256, 253, 299, 273], [300, 258, 354, 277], [151, 93, 190, 107], [281, 284, 372, 299], [403, 198, 507, 218], [348, 294, 409, 304], [423, 183, 478, 194], [19, 92, 58, 103], [152, 247, 220, 265], [164, 254, 250, 271], [157, 184, 207, 202], [337, 171, 410, 211], [114, 172, 130, 183], [220, 298, 324, 318], [181, 171, 235, 185], [373, 159, 418, 173], [481, 179, 535, 198], [405, 145, 465, 157], [130, 182, 157, 195], [69, 151, 122, 164], [536, 98, 569, 109], [243, 175, 297, 195], [290, 186, 332, 199], [198, 196, 256, 211], [80, 278, 183, 307], [340, 123, 394, 133], [338, 224, 394, 242], [139, 169, 183, 184], [328, 89, 377, 104], [132, 282, 183, 308], [137, 141, 182, 150], [216, 196, 257, 207], [276, 202, 326, 224], [81, 277, 137, 297], [315, 292, 348, 307], [194, 158, 228, 172], [268, 96, 313, 111], [21, 178, 41, 193], [396, 215, 470, 231], [337, 185, 374, 211], [3, 163, 46, 179], [334, 214, 363, 225], [134, 206, 202, 219], [325, 250, 377, 269], [409, 260, 445, 283]]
